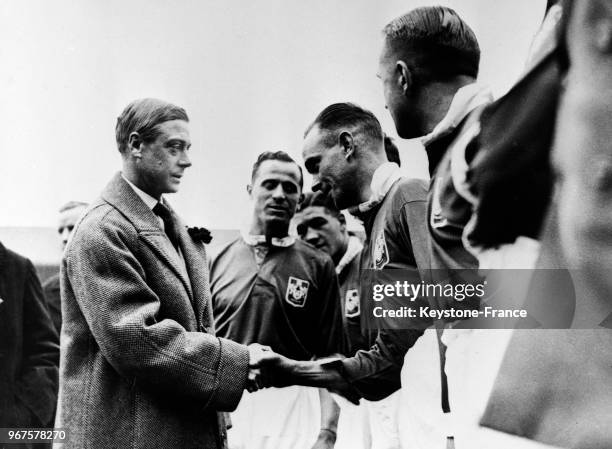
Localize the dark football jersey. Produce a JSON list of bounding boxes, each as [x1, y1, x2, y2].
[[210, 238, 344, 361], [336, 239, 369, 356], [340, 177, 432, 400]]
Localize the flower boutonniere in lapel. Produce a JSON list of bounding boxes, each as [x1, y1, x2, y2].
[[187, 226, 213, 244]]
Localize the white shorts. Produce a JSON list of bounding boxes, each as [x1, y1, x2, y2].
[[334, 388, 401, 449], [399, 328, 451, 449], [228, 386, 320, 449], [334, 395, 371, 449]]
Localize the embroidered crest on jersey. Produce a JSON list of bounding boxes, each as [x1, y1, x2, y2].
[[345, 289, 360, 317], [374, 232, 389, 269], [286, 276, 309, 308]]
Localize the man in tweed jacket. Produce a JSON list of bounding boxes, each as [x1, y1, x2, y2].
[[55, 98, 259, 449]]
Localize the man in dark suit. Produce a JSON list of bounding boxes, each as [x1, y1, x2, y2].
[[0, 242, 59, 445], [55, 98, 264, 449]]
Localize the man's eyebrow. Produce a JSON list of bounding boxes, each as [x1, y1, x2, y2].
[[166, 138, 191, 149], [167, 137, 189, 144], [258, 177, 282, 186]]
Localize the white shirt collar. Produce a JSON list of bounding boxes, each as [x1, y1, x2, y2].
[[355, 162, 403, 214], [421, 82, 494, 147], [122, 174, 161, 210], [523, 4, 562, 73], [241, 231, 296, 247], [335, 235, 363, 275]]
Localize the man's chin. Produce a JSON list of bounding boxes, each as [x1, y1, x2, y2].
[[316, 245, 331, 256], [264, 211, 290, 222], [164, 182, 180, 194], [263, 218, 291, 237], [396, 121, 422, 140], [331, 193, 353, 211]]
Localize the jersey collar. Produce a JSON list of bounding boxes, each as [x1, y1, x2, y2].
[[421, 82, 493, 147], [335, 235, 363, 275], [353, 162, 402, 215], [241, 231, 296, 247]]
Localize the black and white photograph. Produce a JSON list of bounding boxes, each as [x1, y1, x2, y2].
[[1, 0, 610, 448]]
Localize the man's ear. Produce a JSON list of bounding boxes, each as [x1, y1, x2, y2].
[[298, 192, 305, 205], [338, 131, 355, 160], [128, 132, 142, 159], [337, 212, 347, 232], [246, 184, 253, 196], [396, 61, 412, 96]]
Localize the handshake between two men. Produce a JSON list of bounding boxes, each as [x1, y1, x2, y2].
[[246, 343, 361, 404]]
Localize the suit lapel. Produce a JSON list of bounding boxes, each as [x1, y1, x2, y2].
[[175, 221, 213, 330], [101, 173, 194, 302], [139, 231, 194, 302]]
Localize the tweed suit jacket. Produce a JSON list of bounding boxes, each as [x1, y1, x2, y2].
[[0, 242, 59, 440], [55, 173, 250, 449]]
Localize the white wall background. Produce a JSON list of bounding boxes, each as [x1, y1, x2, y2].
[[0, 0, 546, 229]]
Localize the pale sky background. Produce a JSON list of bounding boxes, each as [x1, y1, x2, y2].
[[1, 0, 546, 231]]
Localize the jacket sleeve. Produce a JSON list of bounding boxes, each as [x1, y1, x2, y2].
[[65, 217, 249, 412], [339, 328, 424, 400], [17, 260, 59, 426]]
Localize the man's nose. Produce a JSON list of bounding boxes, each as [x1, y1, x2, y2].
[[179, 152, 192, 168], [271, 184, 286, 199]]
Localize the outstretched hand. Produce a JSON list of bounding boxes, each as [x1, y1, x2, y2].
[[246, 343, 271, 392], [246, 345, 361, 404], [247, 343, 297, 390]]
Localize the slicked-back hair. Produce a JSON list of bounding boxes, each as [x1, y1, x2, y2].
[[383, 6, 480, 81], [384, 135, 401, 166], [115, 98, 189, 154], [305, 102, 383, 148], [297, 190, 342, 219], [251, 151, 304, 189]]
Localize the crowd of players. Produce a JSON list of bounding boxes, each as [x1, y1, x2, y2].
[[2, 1, 611, 449]]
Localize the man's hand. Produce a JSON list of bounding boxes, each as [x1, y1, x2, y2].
[[246, 343, 272, 392], [247, 343, 298, 388], [246, 343, 299, 392], [246, 345, 362, 404]]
